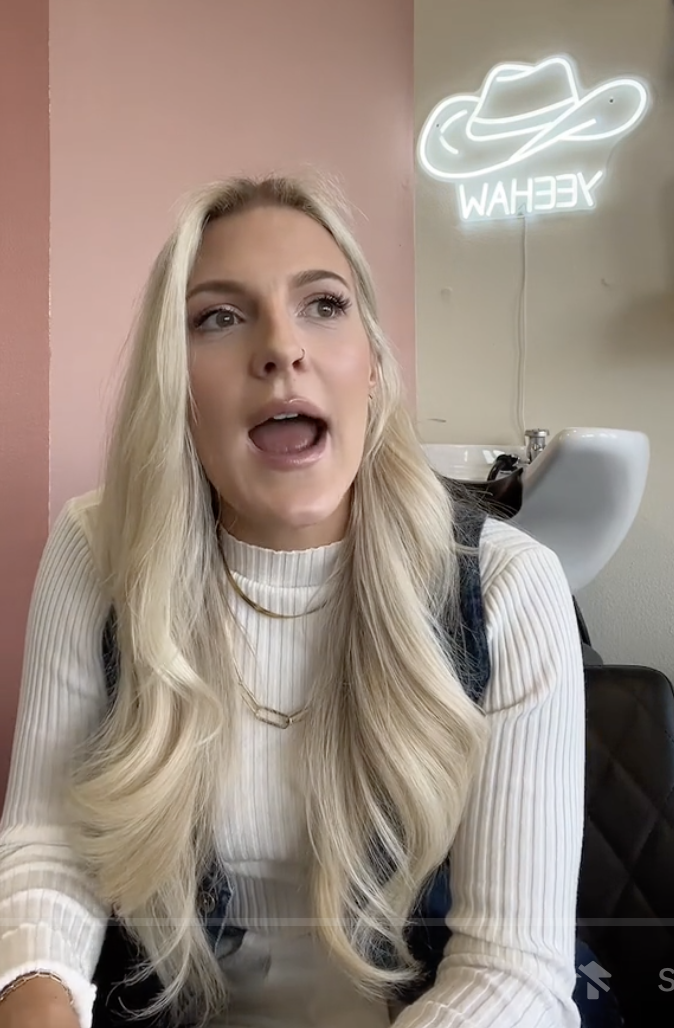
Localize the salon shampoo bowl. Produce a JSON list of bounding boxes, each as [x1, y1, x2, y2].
[[422, 428, 650, 593]]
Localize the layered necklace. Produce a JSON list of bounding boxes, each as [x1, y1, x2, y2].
[[220, 539, 328, 729]]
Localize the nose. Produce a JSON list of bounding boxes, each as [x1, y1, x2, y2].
[[250, 308, 306, 379]]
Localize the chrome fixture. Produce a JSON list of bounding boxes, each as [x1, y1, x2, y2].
[[525, 429, 549, 463]]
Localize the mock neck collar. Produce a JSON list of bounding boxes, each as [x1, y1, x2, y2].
[[220, 531, 342, 588]]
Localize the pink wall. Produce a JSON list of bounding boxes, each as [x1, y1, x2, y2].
[[0, 0, 49, 791], [0, 0, 414, 795], [49, 0, 416, 520]]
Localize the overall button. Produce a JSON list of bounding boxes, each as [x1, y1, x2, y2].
[[199, 890, 216, 914]]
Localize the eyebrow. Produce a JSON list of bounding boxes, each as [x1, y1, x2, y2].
[[186, 268, 351, 301]]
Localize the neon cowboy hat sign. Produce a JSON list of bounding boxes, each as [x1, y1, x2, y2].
[[418, 56, 649, 222]]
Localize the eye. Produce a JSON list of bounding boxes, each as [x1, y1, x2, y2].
[[304, 293, 352, 319], [192, 306, 241, 332]]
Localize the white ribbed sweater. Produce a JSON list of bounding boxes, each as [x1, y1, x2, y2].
[[0, 493, 584, 1028]]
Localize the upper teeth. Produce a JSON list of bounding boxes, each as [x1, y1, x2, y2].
[[272, 413, 299, 420]]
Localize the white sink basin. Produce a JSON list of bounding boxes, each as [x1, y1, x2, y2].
[[422, 443, 527, 480], [422, 428, 650, 592]]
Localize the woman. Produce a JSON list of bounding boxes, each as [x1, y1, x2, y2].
[[0, 175, 585, 1028]]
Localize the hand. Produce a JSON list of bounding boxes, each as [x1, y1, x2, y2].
[[0, 977, 80, 1027]]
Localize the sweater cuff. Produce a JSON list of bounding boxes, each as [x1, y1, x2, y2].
[[0, 926, 99, 1028]]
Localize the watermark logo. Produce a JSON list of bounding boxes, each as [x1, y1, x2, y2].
[[578, 960, 612, 1000], [660, 969, 674, 992], [417, 55, 649, 223]]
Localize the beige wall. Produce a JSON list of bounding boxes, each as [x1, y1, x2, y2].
[[49, 0, 415, 521], [415, 0, 674, 676]]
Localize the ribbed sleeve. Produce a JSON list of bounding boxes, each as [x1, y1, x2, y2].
[[394, 523, 584, 1028], [0, 498, 111, 1027]]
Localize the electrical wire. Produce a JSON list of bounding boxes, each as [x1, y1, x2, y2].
[[515, 212, 529, 440]]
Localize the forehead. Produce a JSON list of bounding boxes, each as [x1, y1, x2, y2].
[[189, 205, 354, 287]]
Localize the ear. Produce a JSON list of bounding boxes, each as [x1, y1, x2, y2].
[[368, 356, 378, 392]]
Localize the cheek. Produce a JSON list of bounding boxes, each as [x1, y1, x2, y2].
[[189, 353, 238, 454], [329, 332, 373, 390], [328, 349, 373, 442]]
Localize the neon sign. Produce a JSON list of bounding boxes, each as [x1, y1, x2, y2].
[[418, 56, 649, 223]]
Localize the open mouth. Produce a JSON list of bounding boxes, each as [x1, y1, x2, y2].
[[248, 412, 328, 456]]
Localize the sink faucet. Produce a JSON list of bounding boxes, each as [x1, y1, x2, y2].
[[486, 429, 550, 481], [525, 429, 549, 463]]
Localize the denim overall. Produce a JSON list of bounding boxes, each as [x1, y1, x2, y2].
[[92, 496, 615, 1027]]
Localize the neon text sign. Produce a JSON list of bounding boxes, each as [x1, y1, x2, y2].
[[418, 56, 649, 223]]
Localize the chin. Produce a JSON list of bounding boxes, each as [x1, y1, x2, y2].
[[258, 487, 352, 547]]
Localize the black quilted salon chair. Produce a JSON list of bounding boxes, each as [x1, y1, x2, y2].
[[578, 665, 674, 1027], [454, 469, 674, 1026]]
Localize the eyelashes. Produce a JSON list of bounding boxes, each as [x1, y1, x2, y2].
[[308, 292, 352, 317], [190, 291, 353, 333], [192, 306, 239, 331]]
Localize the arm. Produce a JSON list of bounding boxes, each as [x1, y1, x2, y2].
[[395, 536, 584, 1028], [0, 499, 111, 1028]]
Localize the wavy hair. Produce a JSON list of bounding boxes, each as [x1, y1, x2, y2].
[[68, 174, 488, 1024]]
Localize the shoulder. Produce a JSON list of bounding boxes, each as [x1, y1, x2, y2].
[[37, 489, 107, 606], [22, 490, 110, 697], [478, 516, 567, 598], [53, 489, 104, 562], [59, 487, 102, 530], [477, 518, 582, 711]]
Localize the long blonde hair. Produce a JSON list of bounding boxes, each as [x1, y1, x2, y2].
[[68, 174, 488, 1023]]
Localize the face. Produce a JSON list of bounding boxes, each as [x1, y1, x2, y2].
[[186, 205, 376, 551]]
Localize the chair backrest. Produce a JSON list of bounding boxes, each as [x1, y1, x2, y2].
[[578, 664, 674, 1026]]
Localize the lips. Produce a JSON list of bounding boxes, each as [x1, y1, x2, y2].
[[249, 413, 326, 455], [248, 400, 329, 457]]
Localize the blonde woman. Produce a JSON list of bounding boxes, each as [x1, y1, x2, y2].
[[0, 176, 589, 1028]]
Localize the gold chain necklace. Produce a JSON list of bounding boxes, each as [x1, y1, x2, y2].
[[220, 543, 327, 728], [235, 676, 308, 729], [222, 551, 327, 620]]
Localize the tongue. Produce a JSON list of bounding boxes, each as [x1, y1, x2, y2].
[[250, 416, 320, 454]]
